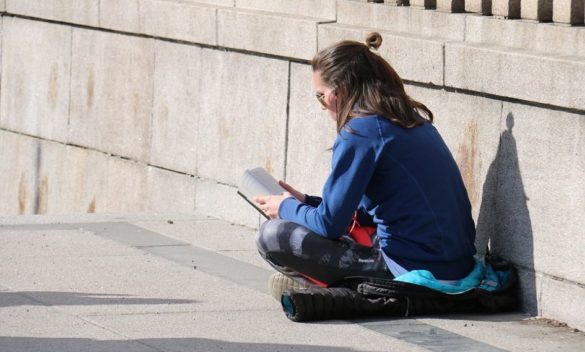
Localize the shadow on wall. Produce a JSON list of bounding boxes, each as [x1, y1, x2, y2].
[[475, 113, 537, 315]]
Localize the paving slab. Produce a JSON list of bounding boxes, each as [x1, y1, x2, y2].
[[1, 213, 585, 352], [0, 291, 153, 352]]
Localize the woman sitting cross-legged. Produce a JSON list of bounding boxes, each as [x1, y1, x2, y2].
[[254, 32, 477, 302]]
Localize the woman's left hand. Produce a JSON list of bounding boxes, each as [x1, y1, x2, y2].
[[254, 192, 292, 219]]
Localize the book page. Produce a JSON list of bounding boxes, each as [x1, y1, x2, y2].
[[238, 167, 286, 200]]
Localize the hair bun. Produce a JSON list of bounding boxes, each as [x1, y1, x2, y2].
[[365, 32, 382, 50]]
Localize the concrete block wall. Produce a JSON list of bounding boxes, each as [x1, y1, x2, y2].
[[0, 0, 584, 330]]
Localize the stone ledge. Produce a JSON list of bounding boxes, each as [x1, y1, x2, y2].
[[235, 0, 336, 20], [445, 42, 585, 111], [217, 7, 332, 60], [319, 23, 445, 85], [465, 15, 585, 58], [99, 0, 141, 33], [141, 0, 218, 45], [336, 0, 467, 41], [6, 0, 99, 26]]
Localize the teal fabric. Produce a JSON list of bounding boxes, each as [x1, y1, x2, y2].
[[393, 257, 507, 294]]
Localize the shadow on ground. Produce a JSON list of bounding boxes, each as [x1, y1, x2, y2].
[[0, 337, 357, 352]]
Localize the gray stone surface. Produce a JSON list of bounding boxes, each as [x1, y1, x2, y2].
[[445, 42, 585, 111], [0, 229, 142, 258], [0, 18, 71, 143], [418, 311, 585, 350], [464, 15, 585, 57], [141, 0, 217, 45], [196, 48, 288, 186], [318, 23, 444, 85], [103, 157, 149, 213], [6, 0, 99, 26], [217, 7, 322, 60], [0, 212, 207, 226], [28, 139, 70, 216], [48, 146, 149, 214], [538, 271, 585, 332], [150, 40, 201, 175], [49, 145, 110, 215], [2, 214, 585, 351], [0, 0, 4, 11], [0, 305, 152, 352], [489, 102, 585, 285], [286, 63, 336, 197], [194, 178, 262, 229], [88, 310, 406, 352], [0, 131, 41, 216], [68, 28, 155, 161], [146, 167, 196, 213], [521, 0, 553, 21], [132, 219, 269, 270], [133, 218, 258, 253], [98, 0, 141, 32], [492, 0, 521, 18], [235, 0, 337, 20], [553, 0, 584, 24], [404, 85, 502, 237], [336, 0, 467, 40]]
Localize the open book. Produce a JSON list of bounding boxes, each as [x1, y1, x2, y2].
[[237, 167, 286, 219]]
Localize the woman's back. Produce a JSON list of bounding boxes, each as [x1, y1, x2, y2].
[[343, 116, 476, 280]]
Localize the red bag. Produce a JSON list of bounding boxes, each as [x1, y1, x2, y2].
[[347, 211, 376, 248]]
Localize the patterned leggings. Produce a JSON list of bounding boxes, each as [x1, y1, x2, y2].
[[255, 219, 393, 287]]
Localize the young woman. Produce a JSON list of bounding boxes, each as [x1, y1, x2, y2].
[[254, 32, 476, 294]]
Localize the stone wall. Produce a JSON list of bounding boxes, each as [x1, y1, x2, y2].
[[0, 0, 584, 330]]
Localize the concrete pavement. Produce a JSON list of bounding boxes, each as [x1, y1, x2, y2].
[[1, 213, 584, 352]]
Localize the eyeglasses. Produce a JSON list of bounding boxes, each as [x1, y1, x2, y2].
[[315, 89, 335, 108]]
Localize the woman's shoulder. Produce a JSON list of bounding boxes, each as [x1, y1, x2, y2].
[[335, 116, 389, 151], [342, 115, 402, 138]]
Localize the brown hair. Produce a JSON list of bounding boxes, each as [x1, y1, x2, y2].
[[312, 32, 433, 133]]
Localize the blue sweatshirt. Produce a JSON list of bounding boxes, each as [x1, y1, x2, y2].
[[278, 115, 476, 280]]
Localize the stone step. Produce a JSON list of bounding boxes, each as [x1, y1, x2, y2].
[[445, 41, 585, 111]]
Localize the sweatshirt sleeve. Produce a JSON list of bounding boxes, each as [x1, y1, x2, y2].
[[278, 133, 378, 239], [304, 195, 322, 207]]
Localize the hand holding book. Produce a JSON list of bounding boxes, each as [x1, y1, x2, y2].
[[254, 192, 292, 219], [238, 167, 304, 219], [277, 180, 306, 203]]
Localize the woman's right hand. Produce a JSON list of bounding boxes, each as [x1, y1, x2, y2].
[[279, 180, 306, 203]]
